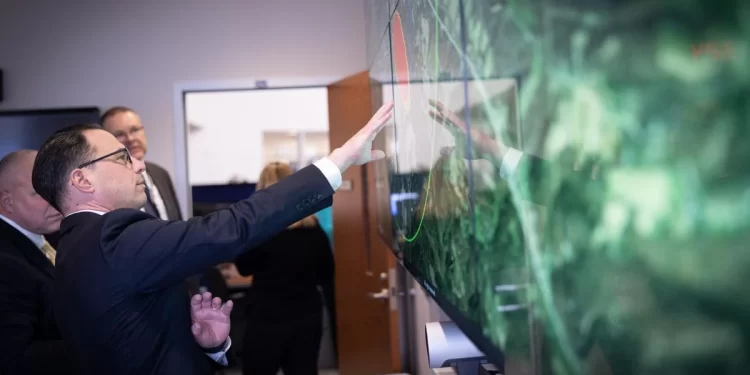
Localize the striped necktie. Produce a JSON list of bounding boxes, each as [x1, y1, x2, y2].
[[40, 240, 57, 266]]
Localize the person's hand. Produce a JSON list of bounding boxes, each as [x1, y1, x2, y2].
[[429, 99, 507, 163], [328, 102, 393, 172], [190, 292, 233, 349]]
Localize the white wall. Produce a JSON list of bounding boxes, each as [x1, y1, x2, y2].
[[0, 0, 367, 216], [185, 87, 329, 185]]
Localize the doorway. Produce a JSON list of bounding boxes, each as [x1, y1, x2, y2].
[[173, 75, 406, 375], [176, 82, 337, 372]]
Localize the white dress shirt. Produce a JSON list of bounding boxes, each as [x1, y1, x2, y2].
[[140, 171, 170, 220], [312, 157, 343, 190]]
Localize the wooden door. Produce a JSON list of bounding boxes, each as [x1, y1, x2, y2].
[[328, 71, 402, 375]]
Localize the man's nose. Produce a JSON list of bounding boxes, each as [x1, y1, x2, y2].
[[132, 157, 146, 173], [116, 131, 132, 142], [124, 132, 137, 143]]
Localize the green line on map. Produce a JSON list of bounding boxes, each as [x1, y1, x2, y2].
[[402, 0, 440, 243]]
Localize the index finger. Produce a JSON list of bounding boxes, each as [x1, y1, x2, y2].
[[362, 105, 393, 137], [374, 101, 394, 119], [430, 110, 458, 130], [428, 99, 445, 111], [371, 110, 393, 138]]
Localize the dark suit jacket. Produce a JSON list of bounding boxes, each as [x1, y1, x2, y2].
[[234, 224, 334, 321], [0, 219, 77, 375], [144, 161, 183, 220], [54, 164, 333, 375]]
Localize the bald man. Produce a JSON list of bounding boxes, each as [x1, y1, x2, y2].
[[0, 150, 76, 374]]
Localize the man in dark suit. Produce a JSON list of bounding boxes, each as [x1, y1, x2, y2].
[[99, 106, 182, 220], [100, 106, 200, 293], [0, 150, 75, 374], [0, 150, 233, 375], [30, 103, 393, 374]]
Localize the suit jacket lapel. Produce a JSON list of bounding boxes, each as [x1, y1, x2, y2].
[[145, 162, 181, 220], [0, 219, 55, 279]]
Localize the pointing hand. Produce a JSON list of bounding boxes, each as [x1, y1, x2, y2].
[[328, 102, 394, 173]]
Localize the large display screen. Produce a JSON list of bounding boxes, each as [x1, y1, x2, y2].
[[368, 0, 749, 374], [0, 108, 101, 160]]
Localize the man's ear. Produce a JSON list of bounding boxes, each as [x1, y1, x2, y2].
[[70, 169, 95, 193], [0, 190, 13, 213]]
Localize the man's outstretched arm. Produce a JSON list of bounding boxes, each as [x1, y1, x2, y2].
[[104, 103, 394, 293]]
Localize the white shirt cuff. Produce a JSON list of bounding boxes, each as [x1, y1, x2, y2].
[[204, 337, 232, 366], [313, 157, 343, 191], [499, 148, 523, 180]]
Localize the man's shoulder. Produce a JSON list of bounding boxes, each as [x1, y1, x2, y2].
[[0, 250, 35, 281], [102, 208, 159, 227], [144, 161, 165, 170], [145, 161, 169, 175], [0, 250, 23, 265], [0, 231, 17, 253], [68, 209, 152, 242], [93, 210, 173, 262], [0, 221, 41, 260], [144, 161, 169, 176], [144, 161, 177, 190], [0, 219, 26, 246], [99, 208, 179, 241], [61, 211, 147, 251], [0, 226, 26, 255]]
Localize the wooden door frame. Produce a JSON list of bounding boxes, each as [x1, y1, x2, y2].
[[328, 71, 403, 375]]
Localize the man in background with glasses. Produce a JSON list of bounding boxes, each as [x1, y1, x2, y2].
[[29, 103, 393, 374], [100, 106, 183, 221]]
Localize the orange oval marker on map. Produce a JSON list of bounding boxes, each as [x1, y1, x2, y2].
[[391, 11, 411, 112]]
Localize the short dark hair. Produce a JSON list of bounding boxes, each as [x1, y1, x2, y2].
[[32, 124, 102, 212], [99, 106, 135, 127]]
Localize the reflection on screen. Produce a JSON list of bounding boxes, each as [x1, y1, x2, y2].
[[368, 0, 749, 374]]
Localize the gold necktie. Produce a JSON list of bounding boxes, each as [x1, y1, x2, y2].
[[40, 240, 56, 266]]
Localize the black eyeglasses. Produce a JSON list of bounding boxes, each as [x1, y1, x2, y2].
[[78, 148, 133, 169]]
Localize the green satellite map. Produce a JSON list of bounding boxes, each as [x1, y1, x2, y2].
[[368, 0, 750, 374]]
